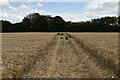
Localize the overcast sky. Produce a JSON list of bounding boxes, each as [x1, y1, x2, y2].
[[0, 0, 119, 23]]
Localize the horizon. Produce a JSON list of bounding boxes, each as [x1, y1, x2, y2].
[[0, 0, 119, 23], [0, 13, 118, 24]]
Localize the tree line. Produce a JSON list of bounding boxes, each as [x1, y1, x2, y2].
[[1, 13, 119, 32]]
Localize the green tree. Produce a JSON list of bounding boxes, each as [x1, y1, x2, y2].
[[53, 16, 66, 31]]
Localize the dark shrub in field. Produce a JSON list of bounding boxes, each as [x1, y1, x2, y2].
[[57, 33, 64, 35], [60, 33, 64, 35], [65, 36, 69, 40], [57, 33, 61, 35], [60, 37, 63, 39], [66, 33, 68, 35]]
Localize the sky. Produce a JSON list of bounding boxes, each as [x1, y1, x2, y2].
[[0, 0, 119, 23]]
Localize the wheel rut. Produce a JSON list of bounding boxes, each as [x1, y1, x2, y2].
[[23, 35, 116, 78]]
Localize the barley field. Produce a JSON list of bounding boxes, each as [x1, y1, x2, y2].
[[2, 33, 56, 78], [2, 32, 119, 78], [70, 33, 118, 76], [0, 33, 2, 79]]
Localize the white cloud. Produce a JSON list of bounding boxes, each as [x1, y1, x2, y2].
[[2, 0, 119, 2], [7, 0, 46, 2], [0, 2, 9, 6], [1, 4, 47, 23], [8, 5, 18, 12], [20, 5, 28, 8], [118, 1, 120, 16], [48, 12, 104, 22], [0, 0, 9, 6], [1, 13, 23, 23], [86, 0, 118, 16], [0, 0, 94, 2], [0, 0, 9, 3], [37, 3, 43, 7]]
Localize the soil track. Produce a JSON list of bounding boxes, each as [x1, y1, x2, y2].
[[23, 35, 117, 78]]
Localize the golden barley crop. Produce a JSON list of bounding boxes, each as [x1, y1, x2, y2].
[[1, 32, 118, 78], [2, 33, 56, 78], [70, 33, 118, 74]]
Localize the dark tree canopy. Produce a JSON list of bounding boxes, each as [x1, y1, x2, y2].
[[1, 13, 119, 32]]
